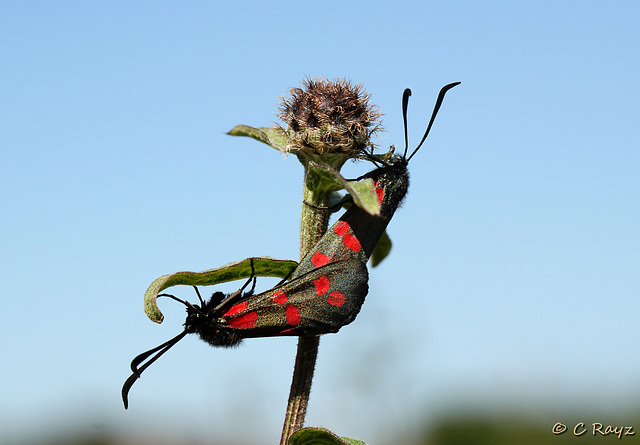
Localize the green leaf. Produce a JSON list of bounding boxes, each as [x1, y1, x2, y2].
[[227, 125, 289, 152], [143, 257, 298, 323], [307, 162, 381, 216], [346, 177, 381, 216], [288, 427, 367, 445], [370, 230, 392, 267]]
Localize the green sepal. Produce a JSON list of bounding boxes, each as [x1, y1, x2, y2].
[[306, 162, 381, 216], [355, 144, 396, 163], [288, 427, 367, 445], [144, 257, 298, 323], [227, 125, 289, 152]]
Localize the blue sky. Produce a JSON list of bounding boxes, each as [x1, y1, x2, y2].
[[1, 1, 639, 444]]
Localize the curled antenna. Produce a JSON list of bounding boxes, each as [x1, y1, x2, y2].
[[122, 330, 189, 409], [402, 88, 412, 158], [406, 81, 460, 162], [129, 331, 187, 374], [122, 259, 260, 410]]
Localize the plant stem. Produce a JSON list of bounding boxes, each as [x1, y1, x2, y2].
[[279, 335, 320, 443], [279, 172, 331, 444]]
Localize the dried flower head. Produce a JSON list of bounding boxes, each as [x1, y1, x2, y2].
[[278, 78, 382, 161]]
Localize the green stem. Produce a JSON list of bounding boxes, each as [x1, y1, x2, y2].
[[280, 170, 331, 445], [299, 178, 331, 254]]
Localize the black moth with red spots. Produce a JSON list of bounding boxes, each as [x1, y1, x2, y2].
[[122, 83, 458, 409], [187, 259, 368, 344], [293, 82, 460, 275], [122, 258, 368, 409]]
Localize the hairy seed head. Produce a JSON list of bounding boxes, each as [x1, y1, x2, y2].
[[278, 78, 382, 159]]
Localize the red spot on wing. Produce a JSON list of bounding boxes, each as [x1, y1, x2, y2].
[[334, 221, 349, 236], [375, 181, 384, 203], [311, 251, 330, 267], [228, 311, 258, 329], [327, 291, 347, 307], [314, 275, 331, 295], [342, 233, 362, 252], [333, 220, 361, 252], [286, 305, 301, 325], [224, 302, 247, 317], [272, 290, 288, 305]]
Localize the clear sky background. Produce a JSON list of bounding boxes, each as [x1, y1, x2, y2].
[[1, 2, 638, 444]]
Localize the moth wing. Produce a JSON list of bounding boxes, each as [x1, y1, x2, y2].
[[224, 259, 368, 337], [282, 259, 369, 335]]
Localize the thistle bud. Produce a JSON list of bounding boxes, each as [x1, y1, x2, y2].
[[278, 78, 382, 166]]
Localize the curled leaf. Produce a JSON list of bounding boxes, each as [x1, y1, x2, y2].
[[144, 257, 298, 323]]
